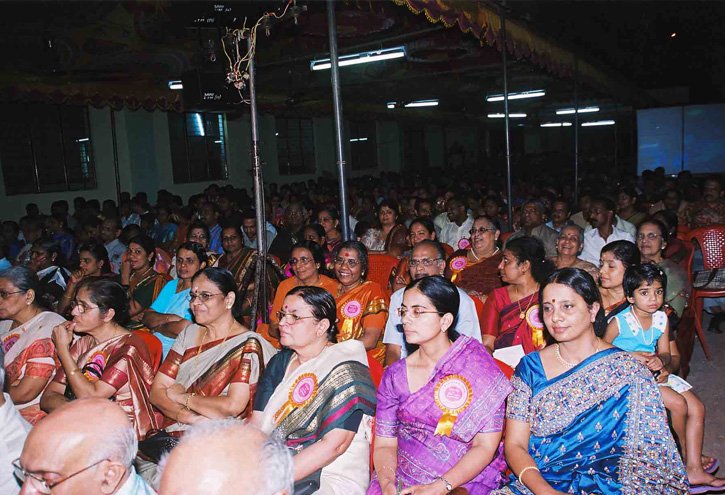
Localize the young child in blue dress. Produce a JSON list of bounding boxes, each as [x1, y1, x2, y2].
[[604, 264, 725, 491]]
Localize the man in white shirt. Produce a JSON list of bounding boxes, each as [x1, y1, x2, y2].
[[0, 348, 31, 495], [439, 198, 474, 249], [101, 217, 126, 274], [383, 240, 482, 365], [17, 399, 154, 495], [241, 210, 277, 251], [158, 420, 293, 495], [580, 197, 635, 267]]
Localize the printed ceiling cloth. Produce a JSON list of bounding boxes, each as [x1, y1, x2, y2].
[[391, 0, 618, 91]]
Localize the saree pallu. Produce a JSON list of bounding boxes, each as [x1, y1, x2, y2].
[[605, 299, 629, 322], [131, 271, 171, 310], [481, 288, 545, 354], [255, 340, 377, 495], [445, 250, 503, 295], [219, 249, 286, 324], [158, 325, 278, 432], [53, 333, 158, 439], [369, 337, 512, 495], [335, 282, 389, 365], [492, 349, 688, 495], [1, 311, 65, 423]]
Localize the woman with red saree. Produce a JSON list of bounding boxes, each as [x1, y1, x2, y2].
[[445, 215, 504, 302], [0, 267, 65, 424], [40, 278, 158, 440], [139, 268, 277, 484], [481, 237, 554, 355], [333, 241, 389, 365]]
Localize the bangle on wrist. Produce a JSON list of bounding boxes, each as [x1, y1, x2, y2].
[[185, 392, 196, 411], [175, 406, 186, 423], [517, 465, 540, 483]]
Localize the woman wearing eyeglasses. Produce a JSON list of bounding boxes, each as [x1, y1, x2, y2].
[[252, 286, 376, 495], [444, 215, 503, 302], [138, 268, 277, 482], [269, 241, 339, 340], [141, 243, 207, 358], [0, 267, 65, 424], [333, 241, 389, 365], [40, 278, 158, 439], [369, 276, 511, 495]]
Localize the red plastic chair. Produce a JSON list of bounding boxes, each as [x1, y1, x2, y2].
[[442, 243, 454, 256], [132, 330, 164, 372], [686, 226, 725, 360], [366, 350, 384, 389], [494, 358, 515, 379], [367, 253, 399, 297]]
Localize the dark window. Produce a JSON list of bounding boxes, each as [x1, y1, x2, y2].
[[0, 104, 96, 195], [168, 112, 228, 183], [276, 118, 315, 175], [349, 121, 377, 171]]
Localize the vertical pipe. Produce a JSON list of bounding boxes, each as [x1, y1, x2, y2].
[[327, 0, 351, 241], [247, 36, 268, 328], [109, 109, 122, 205], [573, 57, 579, 202], [501, 12, 513, 231], [614, 104, 618, 172], [681, 105, 685, 172], [56, 106, 70, 191], [27, 105, 41, 193]]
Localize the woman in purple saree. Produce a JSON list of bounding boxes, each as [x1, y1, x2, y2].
[[368, 276, 512, 495]]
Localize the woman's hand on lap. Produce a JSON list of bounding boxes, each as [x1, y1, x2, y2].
[[399, 481, 448, 495]]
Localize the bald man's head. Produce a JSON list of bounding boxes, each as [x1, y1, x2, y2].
[[19, 399, 136, 495], [159, 420, 293, 495]]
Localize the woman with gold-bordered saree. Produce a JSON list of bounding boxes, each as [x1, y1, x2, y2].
[[492, 348, 688, 495]]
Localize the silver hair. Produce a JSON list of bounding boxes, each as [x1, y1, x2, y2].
[[559, 221, 585, 246], [158, 419, 294, 495], [89, 425, 137, 468]]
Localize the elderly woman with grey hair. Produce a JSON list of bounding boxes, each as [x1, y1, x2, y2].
[[549, 221, 600, 281]]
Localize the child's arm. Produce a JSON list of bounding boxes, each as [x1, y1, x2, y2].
[[603, 319, 620, 344], [649, 319, 672, 371]]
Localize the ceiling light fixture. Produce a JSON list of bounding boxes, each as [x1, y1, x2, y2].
[[670, 32, 677, 38], [540, 122, 572, 127], [556, 106, 599, 115], [168, 80, 183, 90], [76, 138, 90, 142], [311, 46, 406, 71], [387, 99, 438, 109], [488, 113, 527, 118], [582, 120, 615, 127], [486, 90, 545, 102], [350, 137, 369, 142]]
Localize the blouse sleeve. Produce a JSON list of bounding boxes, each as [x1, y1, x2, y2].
[[253, 350, 293, 412], [230, 340, 262, 386], [374, 363, 402, 438], [362, 283, 389, 330], [24, 339, 57, 381], [481, 291, 502, 337], [507, 366, 534, 424]]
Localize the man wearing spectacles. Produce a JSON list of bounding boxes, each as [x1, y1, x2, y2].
[[16, 398, 154, 494], [382, 240, 481, 366], [0, 346, 30, 495]]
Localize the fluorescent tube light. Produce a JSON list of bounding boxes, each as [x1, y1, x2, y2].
[[556, 106, 599, 115], [386, 102, 396, 109], [540, 122, 573, 128], [488, 113, 527, 119], [582, 120, 615, 127], [350, 138, 368, 142], [486, 90, 545, 102], [76, 138, 90, 142], [214, 140, 222, 144], [405, 99, 438, 108], [311, 46, 405, 71], [168, 80, 183, 90]]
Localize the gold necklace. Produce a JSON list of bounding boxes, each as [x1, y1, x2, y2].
[[515, 285, 536, 319], [555, 338, 601, 368]]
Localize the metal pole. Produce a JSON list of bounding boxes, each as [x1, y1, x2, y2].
[[109, 109, 122, 205], [247, 36, 268, 328], [327, 0, 351, 240], [501, 12, 513, 231], [574, 57, 579, 202]]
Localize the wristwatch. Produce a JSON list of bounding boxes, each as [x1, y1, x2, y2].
[[437, 476, 452, 492]]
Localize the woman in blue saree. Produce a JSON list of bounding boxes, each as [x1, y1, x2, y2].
[[493, 268, 688, 495]]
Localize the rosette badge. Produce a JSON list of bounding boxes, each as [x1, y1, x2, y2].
[[273, 373, 318, 424], [449, 256, 468, 283], [434, 375, 473, 437]]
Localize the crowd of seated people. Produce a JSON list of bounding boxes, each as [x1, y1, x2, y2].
[[0, 168, 724, 494]]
